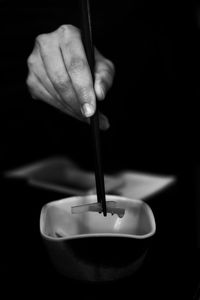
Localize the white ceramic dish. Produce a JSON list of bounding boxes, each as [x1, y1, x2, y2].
[[40, 195, 156, 281]]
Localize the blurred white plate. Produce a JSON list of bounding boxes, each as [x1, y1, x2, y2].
[[5, 156, 175, 200]]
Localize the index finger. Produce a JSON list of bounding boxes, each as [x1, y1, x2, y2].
[[59, 27, 96, 117]]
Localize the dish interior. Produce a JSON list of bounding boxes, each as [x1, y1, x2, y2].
[[41, 196, 155, 239]]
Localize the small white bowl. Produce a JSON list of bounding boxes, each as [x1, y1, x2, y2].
[[40, 195, 156, 281]]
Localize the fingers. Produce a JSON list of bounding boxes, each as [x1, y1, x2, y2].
[[58, 25, 96, 117], [27, 73, 62, 109], [35, 32, 81, 118], [94, 49, 115, 100], [26, 25, 115, 129], [27, 46, 62, 101], [26, 73, 83, 120]]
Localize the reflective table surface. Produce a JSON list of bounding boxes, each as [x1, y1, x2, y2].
[[1, 176, 199, 299]]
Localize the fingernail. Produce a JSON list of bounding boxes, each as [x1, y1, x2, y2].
[[81, 103, 94, 117]]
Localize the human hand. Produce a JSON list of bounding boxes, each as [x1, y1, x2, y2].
[[26, 25, 115, 129]]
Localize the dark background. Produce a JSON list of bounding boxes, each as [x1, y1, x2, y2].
[[0, 0, 200, 298]]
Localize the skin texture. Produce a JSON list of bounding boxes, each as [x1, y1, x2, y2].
[[26, 25, 115, 130]]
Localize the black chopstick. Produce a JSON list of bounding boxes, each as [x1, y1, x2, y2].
[[80, 0, 107, 216]]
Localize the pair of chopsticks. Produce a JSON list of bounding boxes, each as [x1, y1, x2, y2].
[[80, 0, 107, 216]]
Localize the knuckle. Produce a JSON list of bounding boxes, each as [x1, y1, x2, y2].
[[58, 24, 80, 38], [78, 86, 93, 102], [68, 57, 87, 73], [35, 34, 50, 48], [26, 76, 38, 99], [27, 54, 35, 69], [26, 74, 34, 88], [53, 74, 70, 91]]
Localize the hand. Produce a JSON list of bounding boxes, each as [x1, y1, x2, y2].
[[26, 25, 115, 129]]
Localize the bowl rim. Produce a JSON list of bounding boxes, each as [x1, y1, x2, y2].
[[40, 194, 156, 241]]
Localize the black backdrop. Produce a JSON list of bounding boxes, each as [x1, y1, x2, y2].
[[0, 0, 200, 298], [0, 0, 199, 173]]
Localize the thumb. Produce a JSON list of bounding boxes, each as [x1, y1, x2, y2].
[[94, 51, 115, 100]]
